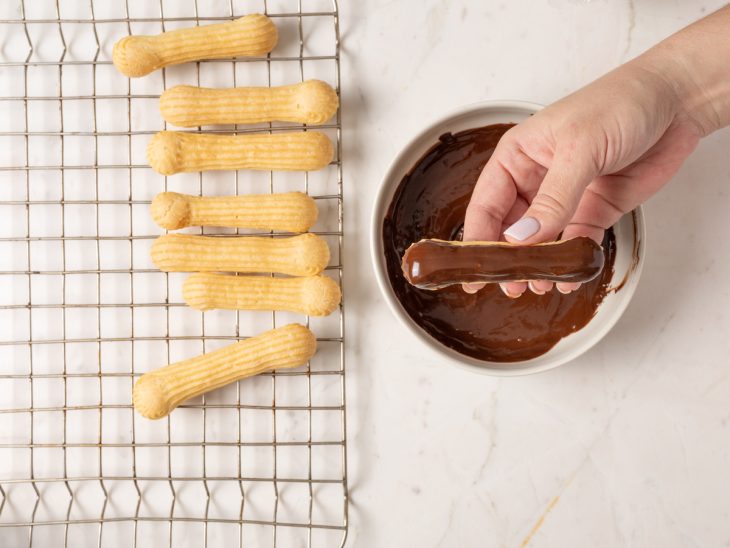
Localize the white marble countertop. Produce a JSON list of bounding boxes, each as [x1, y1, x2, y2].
[[341, 1, 730, 546]]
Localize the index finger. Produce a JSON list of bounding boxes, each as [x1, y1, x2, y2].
[[462, 144, 519, 294], [463, 152, 518, 242]]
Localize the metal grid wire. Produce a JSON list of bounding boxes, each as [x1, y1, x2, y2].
[[0, 0, 347, 546]]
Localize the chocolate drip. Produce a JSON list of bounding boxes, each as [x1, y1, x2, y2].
[[402, 237, 605, 289], [382, 124, 616, 362]]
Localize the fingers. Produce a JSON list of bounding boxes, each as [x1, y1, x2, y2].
[[551, 178, 619, 293], [462, 142, 517, 295], [555, 226, 603, 295], [556, 282, 581, 294], [500, 281, 527, 298], [529, 280, 554, 294], [495, 147, 598, 297], [463, 142, 519, 243], [503, 148, 598, 245], [463, 137, 600, 297], [497, 280, 554, 298], [470, 196, 528, 299], [485, 198, 534, 297], [463, 138, 531, 295], [463, 282, 486, 294]]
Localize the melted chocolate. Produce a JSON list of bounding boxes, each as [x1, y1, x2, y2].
[[609, 210, 641, 293], [382, 124, 616, 362], [401, 237, 605, 289]]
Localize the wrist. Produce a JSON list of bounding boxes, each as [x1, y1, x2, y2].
[[635, 7, 730, 137]]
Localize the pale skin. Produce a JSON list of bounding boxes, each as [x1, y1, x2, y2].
[[464, 5, 730, 297]]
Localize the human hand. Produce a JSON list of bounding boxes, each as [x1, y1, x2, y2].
[[463, 60, 702, 297]]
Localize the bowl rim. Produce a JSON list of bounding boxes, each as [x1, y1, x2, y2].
[[369, 99, 646, 376]]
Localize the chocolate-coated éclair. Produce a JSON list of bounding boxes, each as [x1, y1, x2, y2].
[[383, 124, 616, 362], [401, 237, 605, 290]]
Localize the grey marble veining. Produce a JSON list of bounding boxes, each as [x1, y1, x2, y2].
[[342, 0, 730, 546]]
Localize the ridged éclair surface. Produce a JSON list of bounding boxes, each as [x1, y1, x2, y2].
[[147, 130, 334, 175], [112, 14, 277, 77], [150, 191, 317, 232], [160, 80, 339, 126], [150, 232, 330, 276], [133, 323, 316, 419], [183, 273, 341, 316]]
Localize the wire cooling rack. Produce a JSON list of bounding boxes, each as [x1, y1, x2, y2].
[[0, 1, 347, 546]]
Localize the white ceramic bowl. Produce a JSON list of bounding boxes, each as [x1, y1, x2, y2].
[[370, 100, 645, 376]]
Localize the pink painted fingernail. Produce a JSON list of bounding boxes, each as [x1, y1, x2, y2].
[[463, 282, 484, 294], [499, 283, 519, 298], [557, 283, 579, 294], [528, 281, 545, 295], [504, 217, 540, 241], [559, 282, 581, 294]]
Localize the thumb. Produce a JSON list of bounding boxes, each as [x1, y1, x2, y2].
[[503, 150, 598, 243]]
